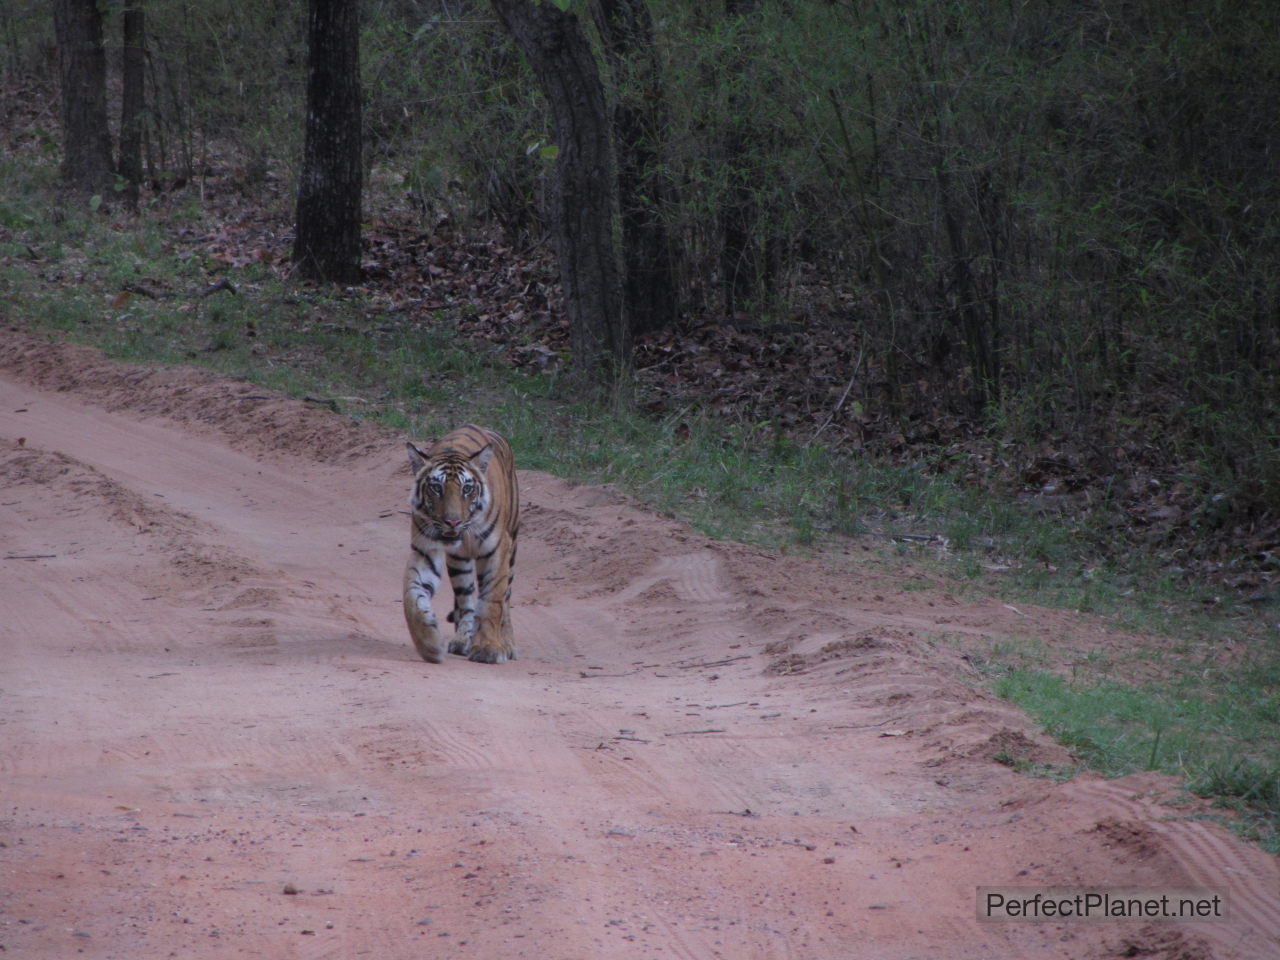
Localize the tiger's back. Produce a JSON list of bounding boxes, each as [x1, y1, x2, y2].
[[402, 425, 520, 664]]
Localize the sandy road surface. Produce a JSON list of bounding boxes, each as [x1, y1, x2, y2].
[[1, 334, 1277, 959]]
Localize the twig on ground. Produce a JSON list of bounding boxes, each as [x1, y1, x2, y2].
[[809, 347, 864, 444], [676, 655, 750, 670], [663, 728, 726, 737]]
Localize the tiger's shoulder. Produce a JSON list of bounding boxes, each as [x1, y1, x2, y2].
[[425, 424, 510, 461]]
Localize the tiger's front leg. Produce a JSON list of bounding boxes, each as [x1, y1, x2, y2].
[[446, 556, 478, 657], [468, 546, 515, 664], [403, 551, 445, 663]]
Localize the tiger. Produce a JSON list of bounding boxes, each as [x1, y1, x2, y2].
[[402, 425, 520, 664]]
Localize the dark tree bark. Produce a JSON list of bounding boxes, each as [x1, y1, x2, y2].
[[52, 0, 113, 195], [118, 2, 146, 211], [593, 0, 677, 337], [490, 0, 628, 375], [293, 0, 363, 283]]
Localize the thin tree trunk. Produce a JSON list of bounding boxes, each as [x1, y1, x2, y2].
[[52, 0, 113, 195], [490, 0, 628, 377], [937, 165, 998, 411], [293, 0, 363, 283], [593, 0, 677, 337], [719, 0, 767, 319], [119, 2, 146, 211]]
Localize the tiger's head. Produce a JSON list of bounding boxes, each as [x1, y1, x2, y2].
[[406, 441, 494, 540]]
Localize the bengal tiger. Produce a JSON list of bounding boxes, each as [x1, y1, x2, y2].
[[402, 425, 520, 664]]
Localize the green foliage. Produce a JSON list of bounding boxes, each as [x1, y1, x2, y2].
[[10, 1, 1277, 537], [362, 1, 546, 237], [4, 1, 306, 192], [643, 0, 1278, 540]]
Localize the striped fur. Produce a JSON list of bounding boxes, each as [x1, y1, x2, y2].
[[402, 425, 520, 664]]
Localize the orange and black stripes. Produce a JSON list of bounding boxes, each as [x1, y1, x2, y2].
[[402, 425, 520, 664]]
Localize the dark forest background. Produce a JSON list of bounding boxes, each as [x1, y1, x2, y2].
[[4, 0, 1279, 577]]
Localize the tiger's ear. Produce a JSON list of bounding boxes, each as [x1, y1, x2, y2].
[[406, 441, 432, 473], [470, 444, 494, 474]]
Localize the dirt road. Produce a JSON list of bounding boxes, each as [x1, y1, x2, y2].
[[2, 334, 1277, 959]]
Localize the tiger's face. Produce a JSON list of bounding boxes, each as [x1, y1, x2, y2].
[[407, 442, 493, 540]]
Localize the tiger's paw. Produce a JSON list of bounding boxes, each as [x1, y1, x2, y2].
[[406, 618, 445, 664], [468, 645, 515, 664], [449, 618, 477, 657]]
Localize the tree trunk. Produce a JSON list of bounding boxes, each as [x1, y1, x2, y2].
[[118, 2, 146, 212], [52, 0, 113, 195], [293, 0, 363, 284], [593, 0, 677, 337], [490, 0, 628, 376]]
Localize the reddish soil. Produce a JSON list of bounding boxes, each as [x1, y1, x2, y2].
[[1, 333, 1277, 960]]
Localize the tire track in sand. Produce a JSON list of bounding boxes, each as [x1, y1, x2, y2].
[[1057, 775, 1280, 958]]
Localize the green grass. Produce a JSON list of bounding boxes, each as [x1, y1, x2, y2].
[[976, 640, 1280, 854]]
